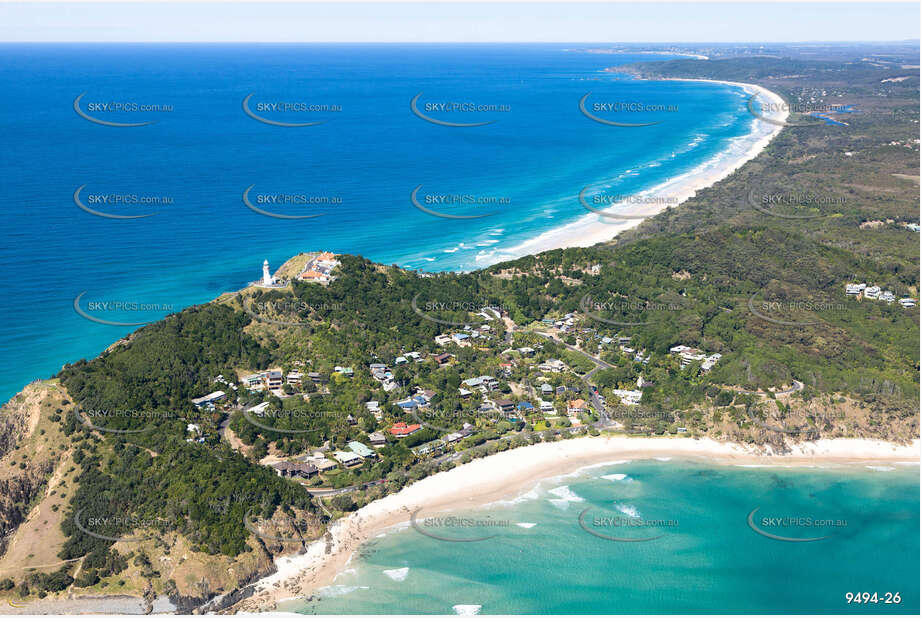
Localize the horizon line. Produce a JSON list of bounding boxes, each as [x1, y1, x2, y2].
[[2, 39, 919, 44]]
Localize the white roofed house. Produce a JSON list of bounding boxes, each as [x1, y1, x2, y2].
[[612, 389, 643, 406], [864, 286, 881, 300], [246, 401, 271, 416], [333, 450, 363, 467], [242, 372, 266, 390], [538, 359, 567, 373], [845, 283, 866, 296], [879, 290, 896, 304], [191, 390, 225, 409], [670, 345, 706, 369], [899, 298, 916, 308], [700, 354, 722, 373]]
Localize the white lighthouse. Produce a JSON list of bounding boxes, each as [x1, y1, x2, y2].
[[262, 259, 274, 286]]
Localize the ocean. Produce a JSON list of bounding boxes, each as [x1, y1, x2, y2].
[[1, 43, 757, 404], [290, 460, 920, 615]]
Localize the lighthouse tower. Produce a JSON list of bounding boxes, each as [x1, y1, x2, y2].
[[262, 259, 273, 286]]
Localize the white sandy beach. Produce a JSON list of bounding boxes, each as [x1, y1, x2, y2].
[[235, 435, 919, 612], [476, 79, 788, 265]]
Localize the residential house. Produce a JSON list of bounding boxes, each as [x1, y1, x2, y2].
[[246, 401, 271, 416], [899, 298, 916, 308], [266, 370, 283, 390], [864, 286, 881, 300], [567, 399, 589, 414], [307, 372, 327, 384], [333, 450, 363, 467], [286, 371, 303, 385], [701, 353, 722, 373], [462, 376, 498, 393], [348, 441, 376, 459], [612, 389, 642, 406], [495, 399, 515, 415], [432, 352, 454, 367], [411, 439, 446, 457], [365, 401, 382, 420], [670, 345, 706, 368], [396, 395, 428, 410], [242, 372, 266, 390], [191, 391, 225, 409], [272, 462, 318, 479], [845, 283, 866, 296], [309, 457, 338, 472], [368, 431, 387, 446], [389, 422, 422, 438], [538, 359, 567, 373]]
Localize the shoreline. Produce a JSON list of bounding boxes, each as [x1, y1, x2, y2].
[[472, 78, 788, 267], [236, 435, 919, 613]]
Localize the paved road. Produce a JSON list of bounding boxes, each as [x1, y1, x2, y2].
[[535, 331, 613, 423]]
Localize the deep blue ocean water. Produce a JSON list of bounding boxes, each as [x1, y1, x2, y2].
[[0, 44, 757, 403], [291, 460, 920, 615]]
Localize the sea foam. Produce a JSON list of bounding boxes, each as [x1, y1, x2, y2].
[[547, 485, 584, 510], [383, 567, 410, 582]]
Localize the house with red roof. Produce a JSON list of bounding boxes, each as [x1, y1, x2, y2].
[[389, 422, 422, 438]]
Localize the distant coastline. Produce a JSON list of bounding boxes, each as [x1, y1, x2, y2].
[[236, 435, 920, 613], [475, 78, 788, 266]]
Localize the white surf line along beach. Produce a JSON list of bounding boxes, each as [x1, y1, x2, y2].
[[475, 79, 789, 266], [237, 436, 919, 612]]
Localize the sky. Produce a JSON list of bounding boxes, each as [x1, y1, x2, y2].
[[0, 2, 918, 43]]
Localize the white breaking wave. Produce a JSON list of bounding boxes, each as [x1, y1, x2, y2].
[[601, 473, 631, 482], [453, 605, 482, 615], [547, 485, 584, 510], [318, 584, 369, 597], [492, 487, 540, 506], [383, 567, 410, 582], [516, 522, 537, 529], [866, 465, 896, 472], [614, 503, 641, 518]]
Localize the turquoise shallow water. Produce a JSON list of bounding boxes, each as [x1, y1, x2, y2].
[[288, 460, 920, 614]]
